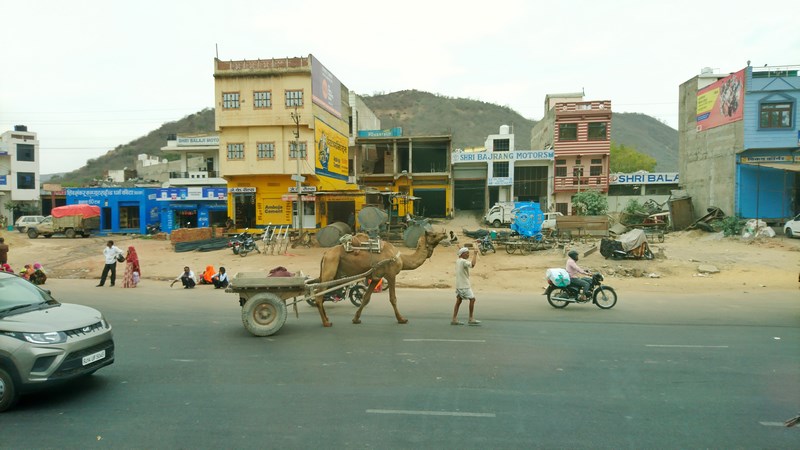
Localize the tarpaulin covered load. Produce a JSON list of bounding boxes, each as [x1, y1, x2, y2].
[[617, 228, 647, 251], [51, 204, 101, 219]]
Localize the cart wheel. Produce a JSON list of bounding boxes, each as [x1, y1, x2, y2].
[[241, 293, 287, 337], [505, 243, 516, 254]]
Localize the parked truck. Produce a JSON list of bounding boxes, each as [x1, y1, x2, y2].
[[484, 202, 539, 228], [27, 204, 101, 239]]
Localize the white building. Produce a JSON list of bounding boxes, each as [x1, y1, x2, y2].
[[0, 125, 41, 222]]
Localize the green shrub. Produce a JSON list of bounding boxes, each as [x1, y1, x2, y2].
[[572, 190, 608, 216]]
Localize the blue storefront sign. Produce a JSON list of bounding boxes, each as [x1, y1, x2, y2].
[[66, 187, 159, 234], [155, 187, 228, 232]]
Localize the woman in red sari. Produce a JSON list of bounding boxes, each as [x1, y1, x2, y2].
[[123, 246, 140, 288]]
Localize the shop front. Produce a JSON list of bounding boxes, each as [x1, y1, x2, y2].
[[66, 187, 159, 234], [155, 187, 228, 233]]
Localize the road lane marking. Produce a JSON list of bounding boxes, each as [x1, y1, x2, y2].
[[645, 345, 729, 348], [367, 409, 495, 418], [403, 339, 486, 343]]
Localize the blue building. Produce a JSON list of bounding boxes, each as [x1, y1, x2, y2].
[[67, 187, 159, 234], [679, 64, 799, 224], [154, 186, 228, 233]]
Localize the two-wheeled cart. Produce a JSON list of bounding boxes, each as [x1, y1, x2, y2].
[[226, 269, 375, 337]]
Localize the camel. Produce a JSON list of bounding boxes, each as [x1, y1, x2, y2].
[[314, 229, 448, 327]]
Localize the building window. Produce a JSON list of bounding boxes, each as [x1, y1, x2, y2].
[[759, 102, 793, 128], [572, 166, 584, 177], [555, 203, 569, 215], [588, 122, 607, 140], [257, 142, 275, 159], [17, 172, 35, 189], [493, 139, 510, 152], [590, 158, 603, 176], [16, 144, 35, 162], [555, 159, 567, 177], [222, 92, 240, 109], [493, 161, 509, 177], [285, 90, 304, 107], [558, 123, 577, 141], [254, 91, 272, 109], [289, 141, 307, 159], [227, 143, 244, 160]]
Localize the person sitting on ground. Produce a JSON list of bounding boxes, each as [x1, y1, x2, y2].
[[20, 264, 34, 280], [211, 267, 229, 289], [565, 250, 592, 301], [199, 265, 215, 285], [170, 266, 197, 289], [29, 263, 47, 285], [449, 230, 458, 243], [1, 263, 14, 274]]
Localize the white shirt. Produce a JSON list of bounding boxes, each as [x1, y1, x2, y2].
[[176, 270, 196, 282], [213, 272, 228, 282], [455, 258, 472, 289], [103, 246, 122, 264]]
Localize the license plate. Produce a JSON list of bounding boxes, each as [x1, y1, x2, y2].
[[82, 350, 106, 366]]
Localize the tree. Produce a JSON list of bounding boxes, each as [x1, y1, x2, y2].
[[572, 190, 608, 216], [610, 141, 657, 173]]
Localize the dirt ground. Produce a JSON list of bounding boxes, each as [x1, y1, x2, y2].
[[5, 213, 800, 294]]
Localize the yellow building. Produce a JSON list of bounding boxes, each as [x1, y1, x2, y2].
[[214, 55, 364, 231]]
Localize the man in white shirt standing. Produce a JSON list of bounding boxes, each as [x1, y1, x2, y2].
[[452, 246, 480, 326], [97, 240, 123, 287]]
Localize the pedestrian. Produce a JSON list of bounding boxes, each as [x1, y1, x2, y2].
[[97, 240, 123, 287], [211, 266, 229, 289], [0, 237, 8, 266], [170, 266, 197, 289], [122, 246, 140, 288], [451, 245, 480, 326]]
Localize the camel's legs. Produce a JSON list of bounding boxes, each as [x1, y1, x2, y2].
[[386, 275, 407, 324], [314, 290, 332, 327], [352, 278, 378, 324]]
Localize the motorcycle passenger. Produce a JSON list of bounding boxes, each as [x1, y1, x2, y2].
[[566, 250, 592, 301]]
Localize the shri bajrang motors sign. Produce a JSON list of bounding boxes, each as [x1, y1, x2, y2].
[[314, 118, 348, 181]]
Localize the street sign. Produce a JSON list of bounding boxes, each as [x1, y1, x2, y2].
[[291, 174, 305, 182]]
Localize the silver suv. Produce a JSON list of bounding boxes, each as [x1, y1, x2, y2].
[[0, 273, 114, 412], [14, 215, 45, 233]]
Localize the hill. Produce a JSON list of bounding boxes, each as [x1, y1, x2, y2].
[[48, 108, 215, 186], [49, 92, 678, 185], [362, 90, 678, 171]]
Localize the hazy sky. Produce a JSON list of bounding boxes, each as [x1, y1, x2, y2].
[[1, 0, 797, 175]]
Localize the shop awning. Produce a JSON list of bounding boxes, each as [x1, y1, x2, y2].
[[740, 162, 800, 172]]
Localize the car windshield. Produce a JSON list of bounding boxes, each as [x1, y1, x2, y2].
[[0, 276, 57, 317]]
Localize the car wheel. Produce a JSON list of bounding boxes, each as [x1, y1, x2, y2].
[[786, 228, 794, 238], [0, 367, 19, 413]]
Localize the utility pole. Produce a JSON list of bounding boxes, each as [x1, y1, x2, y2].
[[290, 105, 304, 232]]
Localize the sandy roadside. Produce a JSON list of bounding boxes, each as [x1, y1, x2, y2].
[[4, 215, 800, 294]]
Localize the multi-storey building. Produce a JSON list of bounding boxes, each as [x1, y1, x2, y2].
[[214, 55, 370, 231], [451, 125, 553, 212], [531, 93, 612, 215], [355, 128, 452, 219], [0, 125, 41, 223], [678, 64, 799, 222]]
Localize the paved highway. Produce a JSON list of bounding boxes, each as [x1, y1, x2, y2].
[[2, 280, 798, 448]]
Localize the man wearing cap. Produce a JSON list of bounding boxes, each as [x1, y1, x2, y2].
[[452, 245, 480, 325]]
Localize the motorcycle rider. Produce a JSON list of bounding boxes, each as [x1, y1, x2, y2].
[[566, 250, 592, 301]]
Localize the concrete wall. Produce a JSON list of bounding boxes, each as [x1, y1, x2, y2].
[[678, 76, 741, 217]]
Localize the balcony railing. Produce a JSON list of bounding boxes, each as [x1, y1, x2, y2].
[[554, 175, 608, 192], [169, 171, 219, 179]]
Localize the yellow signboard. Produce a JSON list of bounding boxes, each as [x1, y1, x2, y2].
[[314, 118, 348, 181]]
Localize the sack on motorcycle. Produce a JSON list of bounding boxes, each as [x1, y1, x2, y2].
[[546, 268, 571, 287]]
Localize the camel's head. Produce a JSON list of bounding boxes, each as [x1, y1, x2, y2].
[[424, 230, 448, 258]]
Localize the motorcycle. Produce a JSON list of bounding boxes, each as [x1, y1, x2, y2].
[[146, 223, 161, 235], [544, 272, 617, 309], [476, 234, 496, 255], [306, 281, 367, 307], [228, 229, 260, 256], [237, 230, 261, 257]]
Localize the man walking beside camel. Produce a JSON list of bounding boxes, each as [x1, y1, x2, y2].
[[452, 245, 480, 326]]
